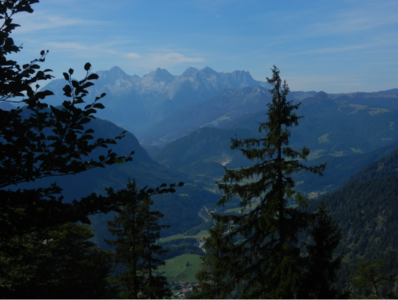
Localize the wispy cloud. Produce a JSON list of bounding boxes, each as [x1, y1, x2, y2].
[[13, 12, 106, 34], [44, 40, 204, 69], [308, 2, 398, 37], [123, 51, 205, 70], [296, 41, 388, 55], [152, 52, 204, 64], [45, 41, 117, 55], [126, 53, 141, 59]]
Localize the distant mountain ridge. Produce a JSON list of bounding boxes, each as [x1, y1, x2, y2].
[[43, 66, 265, 136], [41, 66, 398, 150], [154, 91, 398, 189], [141, 85, 272, 146]]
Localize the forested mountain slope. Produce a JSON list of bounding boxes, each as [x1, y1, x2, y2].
[[12, 115, 219, 239], [306, 147, 398, 289], [294, 139, 398, 196]]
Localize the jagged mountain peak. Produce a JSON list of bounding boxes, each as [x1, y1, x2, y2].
[[182, 67, 199, 77], [199, 66, 218, 76], [144, 67, 175, 83], [96, 66, 132, 83]]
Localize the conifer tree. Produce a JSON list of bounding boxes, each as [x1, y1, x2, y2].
[[298, 202, 346, 299], [105, 180, 175, 299], [0, 223, 118, 298], [195, 66, 326, 298], [193, 222, 236, 298]]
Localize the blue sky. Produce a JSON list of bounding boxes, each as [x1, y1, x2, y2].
[[11, 0, 398, 93]]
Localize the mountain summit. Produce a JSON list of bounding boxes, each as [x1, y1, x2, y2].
[[143, 68, 175, 83], [43, 66, 264, 136]]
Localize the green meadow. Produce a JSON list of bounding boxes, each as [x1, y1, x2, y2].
[[157, 254, 203, 283]]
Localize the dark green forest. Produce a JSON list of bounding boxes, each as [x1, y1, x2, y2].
[[2, 1, 398, 299]]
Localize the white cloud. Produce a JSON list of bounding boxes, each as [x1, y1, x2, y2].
[[126, 52, 141, 59], [152, 52, 204, 64], [13, 12, 106, 34], [46, 42, 91, 51]]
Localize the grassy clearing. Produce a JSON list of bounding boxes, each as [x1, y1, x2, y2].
[[187, 230, 210, 239], [190, 230, 210, 239], [224, 202, 260, 214], [160, 234, 185, 243], [157, 254, 203, 283], [224, 207, 242, 213]]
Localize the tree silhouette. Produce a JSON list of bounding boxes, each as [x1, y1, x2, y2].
[[0, 222, 119, 298], [298, 202, 347, 298], [0, 0, 133, 240], [195, 66, 326, 298], [105, 180, 178, 299]]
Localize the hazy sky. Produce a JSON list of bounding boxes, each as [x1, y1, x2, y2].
[[11, 0, 398, 93]]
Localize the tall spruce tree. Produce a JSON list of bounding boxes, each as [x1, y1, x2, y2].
[[298, 202, 346, 299], [105, 180, 177, 299], [195, 66, 326, 298]]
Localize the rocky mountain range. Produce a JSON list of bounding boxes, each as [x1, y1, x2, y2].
[[42, 66, 265, 137], [41, 66, 398, 152]]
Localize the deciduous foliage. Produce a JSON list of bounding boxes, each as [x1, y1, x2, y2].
[[105, 180, 182, 299], [0, 223, 119, 298], [195, 66, 326, 298], [0, 0, 133, 240]]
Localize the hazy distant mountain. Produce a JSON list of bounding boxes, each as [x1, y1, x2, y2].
[[155, 91, 398, 181], [42, 66, 398, 151], [328, 89, 398, 110], [42, 66, 265, 137], [142, 85, 272, 146], [142, 88, 398, 147]]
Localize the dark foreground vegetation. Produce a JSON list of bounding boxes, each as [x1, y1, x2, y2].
[[1, 1, 398, 299]]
